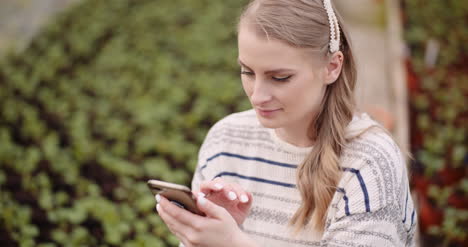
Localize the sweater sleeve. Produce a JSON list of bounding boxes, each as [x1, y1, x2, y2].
[[321, 204, 417, 246], [321, 132, 417, 247], [190, 118, 225, 192], [179, 122, 224, 247], [190, 130, 212, 192]]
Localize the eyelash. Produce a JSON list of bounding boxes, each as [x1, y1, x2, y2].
[[240, 71, 292, 82]]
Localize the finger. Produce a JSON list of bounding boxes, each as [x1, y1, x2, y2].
[[199, 178, 225, 195], [192, 188, 200, 197], [238, 191, 254, 212], [227, 183, 250, 203], [179, 240, 190, 247], [240, 190, 253, 204], [196, 194, 228, 219], [200, 181, 246, 205], [218, 182, 251, 204], [156, 200, 192, 239], [157, 200, 203, 247], [159, 195, 204, 227]]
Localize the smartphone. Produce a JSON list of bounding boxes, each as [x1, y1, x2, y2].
[[147, 179, 204, 216]]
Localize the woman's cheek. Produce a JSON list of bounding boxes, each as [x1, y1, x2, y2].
[[241, 79, 253, 98]]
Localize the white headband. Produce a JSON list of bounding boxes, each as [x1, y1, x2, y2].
[[323, 0, 340, 53]]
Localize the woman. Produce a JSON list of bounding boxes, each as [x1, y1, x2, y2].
[[155, 0, 417, 246]]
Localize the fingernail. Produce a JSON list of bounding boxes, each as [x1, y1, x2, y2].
[[198, 195, 206, 205], [214, 183, 223, 190], [228, 191, 237, 201], [155, 194, 161, 203], [156, 204, 161, 212], [240, 194, 249, 203], [198, 192, 206, 197]]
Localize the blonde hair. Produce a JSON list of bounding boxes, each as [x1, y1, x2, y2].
[[239, 0, 357, 232]]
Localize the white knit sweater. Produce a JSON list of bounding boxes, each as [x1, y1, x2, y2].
[[191, 109, 417, 246]]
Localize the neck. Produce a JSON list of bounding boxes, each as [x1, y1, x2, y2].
[[275, 125, 315, 147]]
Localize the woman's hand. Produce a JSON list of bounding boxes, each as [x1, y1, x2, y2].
[[195, 178, 253, 225], [156, 193, 257, 247]]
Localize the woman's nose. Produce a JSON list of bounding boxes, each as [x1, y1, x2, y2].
[[250, 80, 273, 106]]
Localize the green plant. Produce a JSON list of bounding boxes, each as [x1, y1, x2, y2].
[[0, 0, 250, 245], [404, 0, 468, 246]]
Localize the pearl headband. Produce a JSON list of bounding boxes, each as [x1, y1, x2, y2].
[[323, 0, 340, 53]]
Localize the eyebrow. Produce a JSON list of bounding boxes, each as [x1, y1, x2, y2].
[[237, 58, 296, 74]]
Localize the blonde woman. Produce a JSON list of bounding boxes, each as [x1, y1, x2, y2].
[[155, 0, 417, 246]]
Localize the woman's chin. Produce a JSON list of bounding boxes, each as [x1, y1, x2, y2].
[[256, 115, 280, 129]]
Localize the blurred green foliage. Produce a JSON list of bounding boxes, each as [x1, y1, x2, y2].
[[404, 0, 467, 245], [0, 0, 250, 245]]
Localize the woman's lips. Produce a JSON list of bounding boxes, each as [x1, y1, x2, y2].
[[257, 108, 281, 117]]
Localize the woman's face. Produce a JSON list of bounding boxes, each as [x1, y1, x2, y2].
[[238, 24, 329, 131]]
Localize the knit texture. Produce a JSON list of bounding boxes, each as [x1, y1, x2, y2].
[[192, 109, 417, 246]]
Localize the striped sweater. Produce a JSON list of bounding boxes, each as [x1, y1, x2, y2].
[[191, 109, 417, 246]]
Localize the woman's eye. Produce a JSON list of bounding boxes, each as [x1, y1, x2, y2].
[[240, 71, 254, 76], [272, 75, 292, 82], [240, 70, 292, 82]]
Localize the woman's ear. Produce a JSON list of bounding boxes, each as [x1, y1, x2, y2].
[[324, 51, 344, 85]]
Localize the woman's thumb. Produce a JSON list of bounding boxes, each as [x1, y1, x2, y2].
[[196, 194, 225, 218]]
